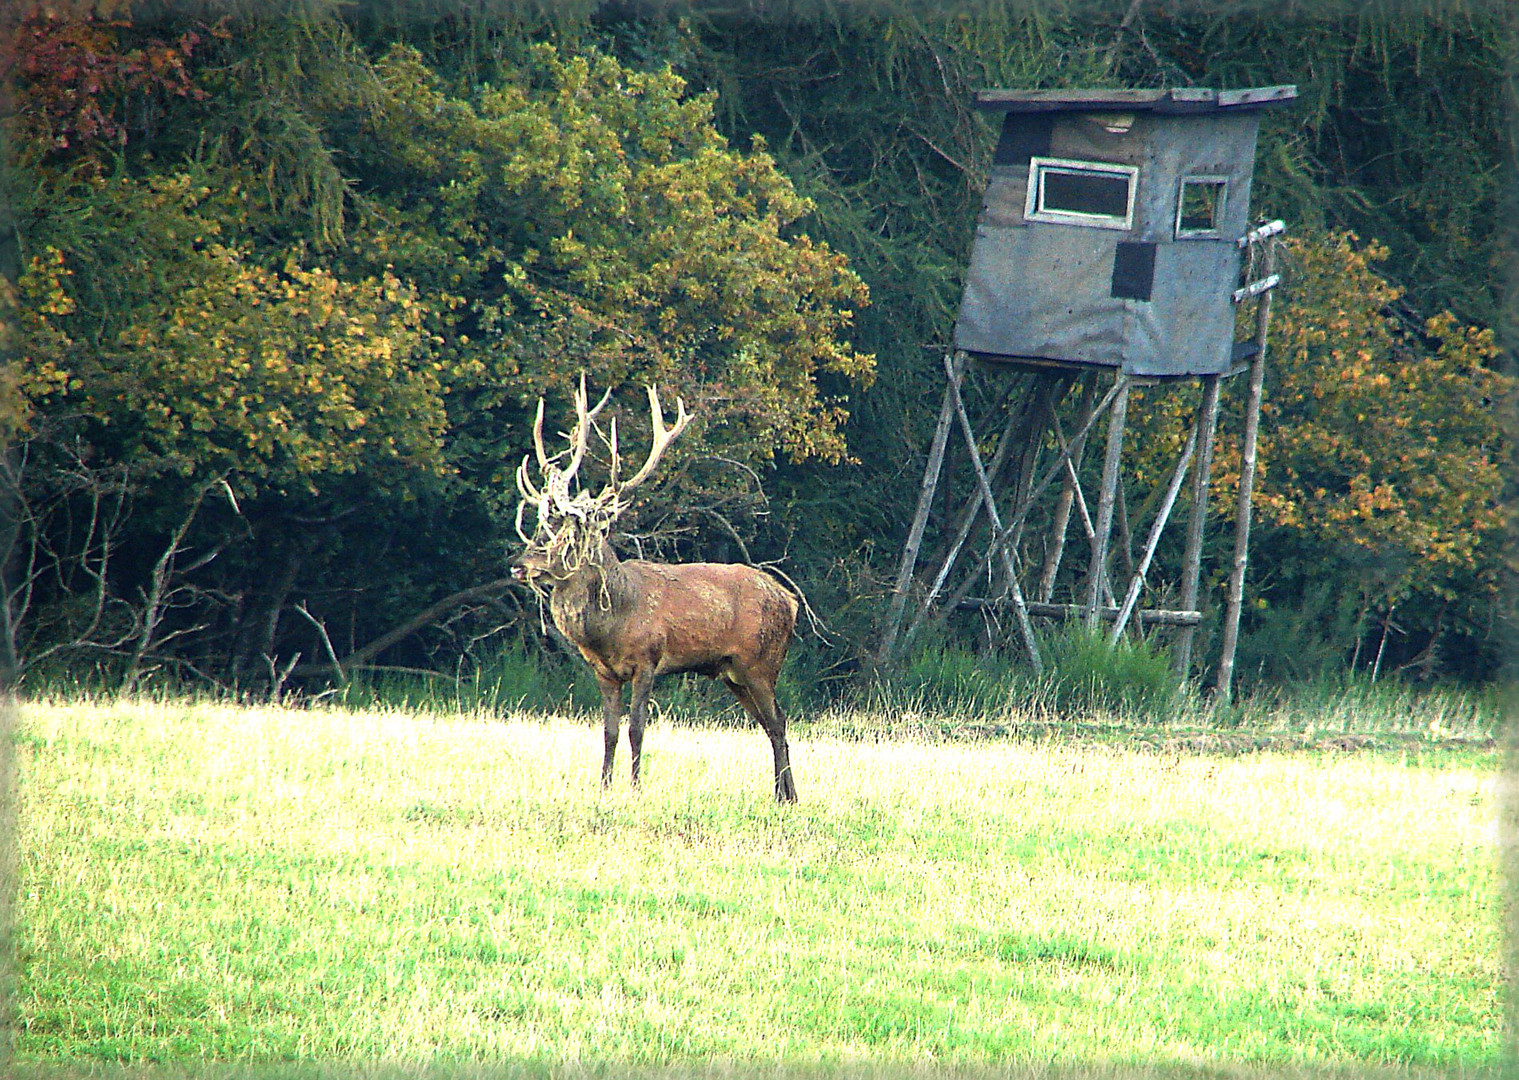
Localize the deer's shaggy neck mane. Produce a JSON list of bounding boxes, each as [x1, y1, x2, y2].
[[546, 537, 634, 643]]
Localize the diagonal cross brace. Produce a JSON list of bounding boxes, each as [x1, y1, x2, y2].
[[1109, 421, 1198, 643], [916, 373, 1128, 648], [942, 352, 1043, 673]]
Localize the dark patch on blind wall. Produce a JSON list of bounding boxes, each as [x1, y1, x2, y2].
[[1110, 242, 1156, 300], [994, 114, 1054, 166]]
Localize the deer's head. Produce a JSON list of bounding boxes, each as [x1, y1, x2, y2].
[[512, 376, 690, 589]]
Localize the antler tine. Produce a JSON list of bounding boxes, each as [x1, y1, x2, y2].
[[516, 453, 544, 503], [585, 379, 614, 423], [586, 413, 625, 515], [521, 395, 570, 515], [561, 375, 615, 490], [518, 377, 623, 525], [531, 398, 552, 472], [616, 385, 692, 494], [515, 453, 557, 543], [607, 414, 621, 489]]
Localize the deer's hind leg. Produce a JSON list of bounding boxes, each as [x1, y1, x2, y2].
[[722, 675, 797, 804]]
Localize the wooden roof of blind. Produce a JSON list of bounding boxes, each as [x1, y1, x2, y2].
[[972, 85, 1298, 114]]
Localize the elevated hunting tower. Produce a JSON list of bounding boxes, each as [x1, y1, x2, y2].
[[879, 86, 1298, 696]]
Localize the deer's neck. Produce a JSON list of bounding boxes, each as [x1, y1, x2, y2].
[[547, 540, 634, 645]]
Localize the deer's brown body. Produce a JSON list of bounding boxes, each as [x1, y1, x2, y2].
[[513, 381, 800, 802]]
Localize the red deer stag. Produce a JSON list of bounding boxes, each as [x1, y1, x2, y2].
[[511, 378, 800, 802]]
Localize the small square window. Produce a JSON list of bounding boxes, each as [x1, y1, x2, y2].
[[1176, 176, 1228, 238], [1025, 157, 1138, 231]]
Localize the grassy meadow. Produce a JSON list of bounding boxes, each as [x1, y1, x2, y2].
[[6, 695, 1505, 1069]]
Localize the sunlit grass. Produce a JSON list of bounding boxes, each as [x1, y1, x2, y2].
[[10, 697, 1503, 1066]]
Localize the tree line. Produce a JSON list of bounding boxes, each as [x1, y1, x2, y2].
[[2, 0, 1510, 697]]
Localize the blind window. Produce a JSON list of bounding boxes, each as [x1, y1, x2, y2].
[[1176, 176, 1229, 238], [1025, 157, 1138, 230]]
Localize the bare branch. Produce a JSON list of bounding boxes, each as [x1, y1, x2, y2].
[[11, 459, 135, 678], [295, 602, 346, 685], [121, 477, 221, 694], [693, 506, 753, 566], [758, 561, 832, 646], [266, 651, 301, 704], [339, 578, 516, 673], [561, 373, 613, 490]]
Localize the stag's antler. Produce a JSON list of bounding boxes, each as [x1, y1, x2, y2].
[[515, 377, 690, 538], [609, 385, 691, 496], [515, 374, 613, 534]]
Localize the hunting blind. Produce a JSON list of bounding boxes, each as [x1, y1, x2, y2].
[[879, 85, 1298, 697]]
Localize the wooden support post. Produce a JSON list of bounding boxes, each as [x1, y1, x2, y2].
[[1216, 243, 1279, 701], [1045, 409, 1102, 578], [1114, 473, 1135, 592], [1110, 422, 1197, 643], [1009, 374, 1068, 528], [1085, 373, 1130, 627], [1038, 374, 1097, 602], [1173, 374, 1222, 681], [877, 353, 962, 668], [943, 353, 1043, 673]]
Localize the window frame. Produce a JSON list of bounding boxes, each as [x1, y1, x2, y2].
[[1023, 156, 1139, 231], [1174, 174, 1230, 239]]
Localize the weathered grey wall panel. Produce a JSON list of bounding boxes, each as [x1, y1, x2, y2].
[[957, 224, 1125, 367]]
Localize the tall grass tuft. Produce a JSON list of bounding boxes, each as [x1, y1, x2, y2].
[[335, 642, 603, 717], [897, 642, 1018, 714], [18, 620, 1500, 748], [858, 626, 1183, 726], [1034, 621, 1181, 722]]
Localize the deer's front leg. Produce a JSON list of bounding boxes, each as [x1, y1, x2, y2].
[[598, 675, 623, 788], [627, 668, 656, 789]]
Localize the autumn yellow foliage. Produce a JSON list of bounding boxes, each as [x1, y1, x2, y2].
[[1240, 233, 1507, 601]]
